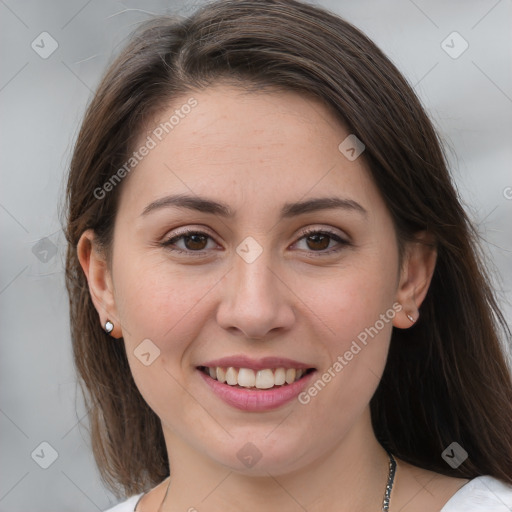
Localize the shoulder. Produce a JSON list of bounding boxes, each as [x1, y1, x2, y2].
[[441, 475, 512, 511], [103, 493, 144, 512]]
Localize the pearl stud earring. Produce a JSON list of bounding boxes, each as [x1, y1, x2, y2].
[[104, 320, 114, 334]]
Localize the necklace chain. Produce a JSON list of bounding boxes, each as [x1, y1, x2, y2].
[[383, 451, 397, 511], [154, 451, 397, 511]]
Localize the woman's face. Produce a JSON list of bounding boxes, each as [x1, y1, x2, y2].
[[87, 84, 425, 475]]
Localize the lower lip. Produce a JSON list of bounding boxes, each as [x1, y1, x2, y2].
[[198, 369, 316, 412]]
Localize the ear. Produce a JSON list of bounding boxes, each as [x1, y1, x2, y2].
[[393, 231, 437, 329], [77, 229, 122, 338]]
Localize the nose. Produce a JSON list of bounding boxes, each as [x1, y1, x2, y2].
[[216, 250, 296, 339]]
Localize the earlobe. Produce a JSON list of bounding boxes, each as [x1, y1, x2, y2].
[[393, 232, 437, 329], [77, 229, 122, 338]]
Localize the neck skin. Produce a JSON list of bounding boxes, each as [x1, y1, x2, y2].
[[157, 407, 392, 512]]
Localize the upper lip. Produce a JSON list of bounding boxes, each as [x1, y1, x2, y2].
[[198, 355, 315, 371]]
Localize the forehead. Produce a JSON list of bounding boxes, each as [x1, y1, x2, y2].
[[118, 83, 382, 219]]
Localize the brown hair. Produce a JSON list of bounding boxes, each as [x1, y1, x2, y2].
[[64, 0, 512, 498]]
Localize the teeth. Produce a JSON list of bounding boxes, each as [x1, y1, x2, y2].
[[204, 366, 310, 389], [255, 369, 274, 389], [285, 368, 296, 384], [238, 368, 256, 388], [225, 367, 238, 385], [216, 367, 226, 383], [274, 367, 286, 385]]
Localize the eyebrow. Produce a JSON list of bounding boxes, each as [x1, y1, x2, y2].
[[141, 194, 367, 218]]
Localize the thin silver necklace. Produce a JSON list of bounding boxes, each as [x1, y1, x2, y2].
[[154, 451, 397, 511], [383, 450, 397, 511]]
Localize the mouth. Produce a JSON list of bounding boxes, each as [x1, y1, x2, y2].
[[197, 365, 316, 390], [196, 356, 318, 411]]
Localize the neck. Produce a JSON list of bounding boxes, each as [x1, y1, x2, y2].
[[160, 407, 392, 512]]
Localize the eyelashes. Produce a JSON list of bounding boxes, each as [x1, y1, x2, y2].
[[159, 227, 350, 257], [161, 230, 214, 253]]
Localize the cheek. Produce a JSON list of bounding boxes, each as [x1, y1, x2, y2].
[[113, 253, 220, 342], [111, 257, 221, 415], [300, 247, 399, 404], [311, 250, 398, 344]]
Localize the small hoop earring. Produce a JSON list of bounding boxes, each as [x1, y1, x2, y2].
[[407, 313, 416, 323], [104, 320, 114, 334]]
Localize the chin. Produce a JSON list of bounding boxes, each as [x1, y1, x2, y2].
[[204, 432, 314, 476]]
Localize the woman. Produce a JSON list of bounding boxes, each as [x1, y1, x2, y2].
[[64, 0, 512, 510]]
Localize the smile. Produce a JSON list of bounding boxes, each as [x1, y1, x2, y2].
[[198, 366, 315, 389], [197, 364, 317, 412]]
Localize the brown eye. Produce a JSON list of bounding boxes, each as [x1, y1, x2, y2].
[[293, 229, 349, 255], [305, 233, 331, 251], [183, 234, 208, 250], [161, 230, 216, 253]]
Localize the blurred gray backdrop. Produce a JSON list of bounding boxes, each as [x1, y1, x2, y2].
[[1, 0, 511, 510]]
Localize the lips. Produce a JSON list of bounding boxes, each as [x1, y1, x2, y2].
[[196, 355, 317, 411]]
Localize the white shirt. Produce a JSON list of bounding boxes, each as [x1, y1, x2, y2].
[[104, 475, 512, 511]]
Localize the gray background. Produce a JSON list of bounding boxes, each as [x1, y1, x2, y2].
[[1, 0, 511, 510]]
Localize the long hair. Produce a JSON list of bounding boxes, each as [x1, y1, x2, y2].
[[64, 0, 512, 498]]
